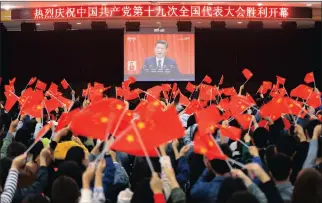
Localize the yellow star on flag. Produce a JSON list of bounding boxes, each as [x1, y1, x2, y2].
[[137, 121, 145, 129], [126, 134, 135, 143], [100, 116, 109, 123]]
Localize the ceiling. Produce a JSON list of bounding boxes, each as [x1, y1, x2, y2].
[[1, 1, 320, 30]]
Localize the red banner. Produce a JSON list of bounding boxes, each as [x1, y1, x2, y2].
[[31, 5, 291, 20]]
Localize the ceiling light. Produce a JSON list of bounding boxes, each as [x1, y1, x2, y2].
[[52, 5, 58, 7], [36, 23, 41, 26], [257, 3, 263, 6], [306, 4, 312, 7], [2, 5, 14, 10], [76, 22, 82, 25], [197, 22, 202, 24], [237, 22, 243, 24]]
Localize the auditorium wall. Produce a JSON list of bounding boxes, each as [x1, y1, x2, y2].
[[1, 26, 321, 98]]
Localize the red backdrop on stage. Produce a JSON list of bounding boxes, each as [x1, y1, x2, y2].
[[124, 33, 195, 75]]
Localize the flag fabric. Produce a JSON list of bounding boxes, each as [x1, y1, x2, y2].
[[262, 81, 272, 90], [48, 83, 59, 94], [196, 105, 222, 136], [221, 87, 237, 96], [123, 89, 140, 101], [229, 96, 251, 116], [28, 77, 37, 85], [257, 85, 269, 95], [58, 95, 74, 111], [276, 76, 286, 86], [35, 80, 47, 91], [185, 99, 202, 114], [4, 91, 19, 112], [304, 72, 315, 84], [219, 126, 242, 141], [290, 84, 312, 99], [61, 79, 69, 89], [82, 89, 88, 97], [5, 85, 15, 93], [44, 98, 61, 113], [21, 99, 43, 118], [202, 75, 212, 84], [217, 98, 230, 111], [246, 93, 256, 105], [34, 121, 54, 142], [123, 77, 136, 89], [9, 77, 16, 87], [162, 84, 172, 92], [186, 82, 196, 93], [199, 84, 214, 101], [219, 75, 224, 85], [179, 93, 190, 106], [55, 108, 80, 132], [242, 69, 253, 80], [70, 99, 126, 140], [234, 114, 252, 130], [194, 132, 227, 160], [282, 118, 291, 130], [307, 91, 321, 109], [93, 82, 104, 89]]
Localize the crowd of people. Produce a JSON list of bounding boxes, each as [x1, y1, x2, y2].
[[0, 74, 322, 203]]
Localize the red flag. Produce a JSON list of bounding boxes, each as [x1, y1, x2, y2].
[[185, 99, 202, 114], [22, 99, 43, 118], [219, 126, 242, 141], [9, 77, 16, 87], [34, 121, 54, 142], [234, 114, 252, 129], [123, 89, 140, 101], [162, 84, 172, 92], [257, 85, 269, 95], [307, 92, 321, 109], [93, 82, 104, 89], [5, 85, 15, 93], [290, 84, 313, 99], [82, 89, 88, 97], [304, 72, 315, 84], [116, 87, 124, 97], [35, 80, 47, 91], [242, 69, 253, 80], [55, 108, 80, 132], [172, 83, 178, 94], [196, 105, 222, 135], [199, 84, 214, 101], [262, 81, 272, 90], [70, 99, 126, 140], [28, 77, 37, 86], [179, 93, 190, 106], [203, 75, 212, 84], [48, 83, 58, 95], [282, 118, 291, 130], [61, 79, 69, 89], [246, 93, 256, 105], [252, 120, 269, 131], [123, 77, 136, 89], [279, 88, 287, 96], [4, 91, 19, 112], [217, 98, 230, 111], [276, 76, 286, 86], [58, 95, 74, 110], [229, 96, 251, 116], [221, 87, 237, 96], [284, 97, 303, 116], [194, 132, 227, 160], [186, 82, 196, 93], [44, 98, 61, 113], [219, 75, 224, 85]]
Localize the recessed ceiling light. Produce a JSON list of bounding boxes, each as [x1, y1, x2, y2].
[[306, 4, 312, 7], [237, 21, 243, 24], [156, 22, 161, 24], [36, 23, 41, 26], [197, 22, 202, 24], [76, 22, 82, 25], [257, 3, 263, 6], [2, 5, 14, 10]]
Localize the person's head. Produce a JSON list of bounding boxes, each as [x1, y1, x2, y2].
[[276, 135, 297, 157], [65, 146, 88, 168], [6, 142, 27, 158], [217, 177, 247, 203], [131, 178, 154, 203], [24, 142, 44, 175], [51, 176, 80, 203], [208, 144, 232, 175], [22, 194, 50, 203], [154, 40, 168, 59], [267, 153, 292, 182], [0, 157, 12, 189], [292, 168, 322, 203], [57, 161, 83, 188], [227, 191, 260, 203], [304, 119, 321, 139], [15, 128, 32, 148], [252, 127, 270, 148]]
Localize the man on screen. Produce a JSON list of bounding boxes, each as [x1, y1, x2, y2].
[[140, 40, 181, 79]]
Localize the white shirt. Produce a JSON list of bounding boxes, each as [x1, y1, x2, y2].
[[156, 57, 165, 69]]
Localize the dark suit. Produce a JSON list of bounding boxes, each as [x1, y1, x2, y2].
[[140, 56, 181, 79]]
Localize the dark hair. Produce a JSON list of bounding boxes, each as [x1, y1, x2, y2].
[[59, 130, 73, 142], [57, 161, 83, 189], [65, 146, 85, 168], [252, 127, 270, 148], [0, 112, 11, 132], [22, 194, 50, 203], [29, 141, 44, 162], [51, 176, 80, 203], [209, 144, 232, 175], [267, 153, 292, 181], [227, 191, 260, 203], [155, 40, 168, 48], [292, 168, 322, 203], [217, 177, 247, 203], [0, 157, 13, 188], [276, 136, 297, 157], [6, 142, 27, 158], [131, 178, 154, 203], [304, 119, 321, 139], [15, 128, 33, 148]]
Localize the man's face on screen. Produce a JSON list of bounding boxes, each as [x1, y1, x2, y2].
[[155, 43, 167, 58]]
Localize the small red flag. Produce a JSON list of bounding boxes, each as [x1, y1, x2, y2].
[[123, 89, 140, 101], [5, 85, 15, 93], [93, 82, 104, 89], [44, 98, 61, 113], [28, 77, 37, 85], [307, 92, 321, 109], [219, 75, 224, 85], [194, 132, 227, 160], [4, 91, 19, 112], [186, 82, 196, 93], [221, 87, 237, 96], [219, 126, 242, 141], [58, 95, 74, 111], [61, 79, 69, 89], [290, 84, 313, 100], [35, 80, 47, 91], [179, 93, 190, 106], [48, 83, 59, 94], [262, 81, 272, 90], [276, 76, 286, 86], [162, 84, 172, 92], [246, 93, 256, 105], [196, 105, 222, 136], [217, 98, 230, 111], [123, 77, 136, 89], [82, 89, 88, 97], [304, 72, 315, 84], [9, 77, 16, 87], [234, 114, 252, 130], [185, 99, 202, 114], [199, 84, 214, 101], [203, 75, 212, 84], [22, 100, 43, 118], [55, 108, 80, 132], [35, 121, 54, 142], [242, 69, 253, 80], [282, 118, 291, 130]]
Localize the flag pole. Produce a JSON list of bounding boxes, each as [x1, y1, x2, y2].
[[131, 121, 155, 173], [242, 79, 249, 86]]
